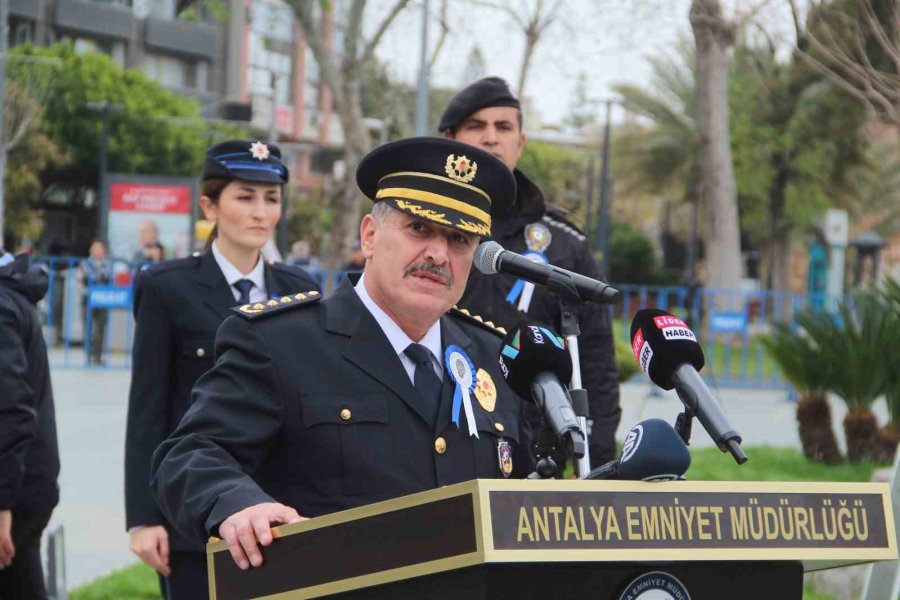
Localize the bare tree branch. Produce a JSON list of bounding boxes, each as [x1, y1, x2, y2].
[[428, 0, 450, 70], [360, 0, 413, 66]]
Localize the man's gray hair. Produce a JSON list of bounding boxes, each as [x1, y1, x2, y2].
[[370, 201, 393, 224]]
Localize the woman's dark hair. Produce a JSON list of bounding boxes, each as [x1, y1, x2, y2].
[[200, 178, 232, 253]]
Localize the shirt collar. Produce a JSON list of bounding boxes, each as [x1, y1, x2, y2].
[[354, 272, 443, 366], [0, 252, 14, 267], [211, 240, 266, 292]]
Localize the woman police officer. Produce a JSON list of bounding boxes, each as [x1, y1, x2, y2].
[[124, 140, 320, 599]]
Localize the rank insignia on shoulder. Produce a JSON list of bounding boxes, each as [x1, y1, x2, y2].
[[449, 306, 507, 336], [232, 290, 321, 320]]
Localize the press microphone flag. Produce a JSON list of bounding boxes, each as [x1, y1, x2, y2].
[[474, 241, 619, 304], [498, 323, 585, 458], [586, 418, 691, 481], [630, 308, 748, 465]]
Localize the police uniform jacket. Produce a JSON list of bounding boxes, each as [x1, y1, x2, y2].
[[125, 251, 319, 551], [150, 276, 533, 544], [0, 257, 60, 516], [458, 169, 621, 466]]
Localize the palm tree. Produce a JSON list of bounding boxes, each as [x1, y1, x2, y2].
[[761, 323, 842, 464], [795, 294, 892, 462]]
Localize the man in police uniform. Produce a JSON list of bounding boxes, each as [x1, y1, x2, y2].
[[439, 77, 621, 468], [150, 137, 533, 571]]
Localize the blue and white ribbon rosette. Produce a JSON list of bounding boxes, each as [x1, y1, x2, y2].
[[444, 345, 479, 438], [505, 250, 549, 313]]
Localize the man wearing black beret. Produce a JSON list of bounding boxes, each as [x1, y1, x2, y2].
[[440, 76, 621, 469], [150, 137, 534, 571]]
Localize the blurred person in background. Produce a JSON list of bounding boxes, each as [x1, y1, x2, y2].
[[124, 140, 320, 600], [133, 220, 163, 265], [78, 239, 112, 365], [0, 248, 60, 600]]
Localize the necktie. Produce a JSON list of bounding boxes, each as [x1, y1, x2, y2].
[[233, 279, 254, 305], [404, 343, 441, 426]]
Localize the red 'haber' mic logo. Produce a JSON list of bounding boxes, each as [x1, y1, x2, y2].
[[631, 329, 653, 374], [653, 315, 697, 343]]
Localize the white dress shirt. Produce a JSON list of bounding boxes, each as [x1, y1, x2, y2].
[[211, 240, 267, 303], [354, 273, 443, 385]]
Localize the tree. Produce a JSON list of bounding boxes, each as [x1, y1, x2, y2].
[[473, 0, 564, 98], [288, 0, 412, 268], [792, 0, 900, 134], [690, 0, 744, 294], [461, 45, 487, 86], [13, 43, 235, 186], [2, 84, 67, 245]]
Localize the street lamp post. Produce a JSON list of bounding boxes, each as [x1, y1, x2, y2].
[[596, 100, 614, 279], [414, 0, 431, 136], [86, 101, 124, 241]]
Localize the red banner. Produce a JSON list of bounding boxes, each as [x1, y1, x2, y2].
[[110, 183, 192, 214]]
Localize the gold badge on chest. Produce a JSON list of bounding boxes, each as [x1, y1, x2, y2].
[[474, 368, 497, 412]]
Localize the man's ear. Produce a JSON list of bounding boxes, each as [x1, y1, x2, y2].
[[360, 214, 376, 259]]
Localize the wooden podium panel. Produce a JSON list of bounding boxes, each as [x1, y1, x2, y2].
[[207, 479, 897, 600]]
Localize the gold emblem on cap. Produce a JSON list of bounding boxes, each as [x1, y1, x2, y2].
[[445, 154, 477, 183], [474, 368, 497, 412]]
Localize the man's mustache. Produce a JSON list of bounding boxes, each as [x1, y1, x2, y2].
[[403, 262, 453, 287]]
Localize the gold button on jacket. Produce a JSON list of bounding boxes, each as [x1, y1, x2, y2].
[[340, 408, 352, 421], [434, 437, 447, 454]]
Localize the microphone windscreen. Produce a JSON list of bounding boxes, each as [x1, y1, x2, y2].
[[473, 240, 503, 274], [617, 418, 691, 481], [630, 308, 705, 390], [498, 323, 573, 400]]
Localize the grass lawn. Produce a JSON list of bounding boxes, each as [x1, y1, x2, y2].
[[70, 562, 159, 600], [71, 447, 880, 600]]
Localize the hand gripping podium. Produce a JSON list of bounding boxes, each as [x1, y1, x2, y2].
[[207, 479, 897, 600]]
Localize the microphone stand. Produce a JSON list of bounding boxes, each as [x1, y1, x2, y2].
[[543, 271, 592, 479]]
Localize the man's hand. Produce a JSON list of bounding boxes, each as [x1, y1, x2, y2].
[[218, 503, 304, 570], [129, 525, 170, 576], [0, 510, 14, 569]]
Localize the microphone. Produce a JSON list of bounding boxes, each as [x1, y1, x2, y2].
[[585, 418, 691, 481], [474, 241, 619, 304], [497, 323, 586, 458], [630, 308, 747, 464]]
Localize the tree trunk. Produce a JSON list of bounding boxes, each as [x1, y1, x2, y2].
[[795, 393, 842, 464], [690, 0, 743, 300], [843, 409, 880, 463], [323, 70, 372, 270]]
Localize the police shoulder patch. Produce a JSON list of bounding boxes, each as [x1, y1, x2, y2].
[[449, 306, 507, 337], [232, 290, 321, 320]]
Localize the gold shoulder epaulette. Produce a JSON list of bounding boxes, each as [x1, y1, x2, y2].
[[232, 291, 321, 320], [449, 306, 507, 337]]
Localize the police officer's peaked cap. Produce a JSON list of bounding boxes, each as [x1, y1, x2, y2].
[[203, 139, 289, 184], [356, 137, 515, 237], [437, 76, 521, 133]]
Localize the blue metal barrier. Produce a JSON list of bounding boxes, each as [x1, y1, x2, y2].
[[34, 255, 819, 388]]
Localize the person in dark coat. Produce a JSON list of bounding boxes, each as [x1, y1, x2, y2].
[[124, 139, 319, 600], [150, 137, 534, 573], [0, 251, 60, 600], [439, 76, 621, 468]]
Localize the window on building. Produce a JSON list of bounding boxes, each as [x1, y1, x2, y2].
[[9, 20, 34, 48], [132, 0, 176, 19], [143, 52, 189, 89], [71, 37, 127, 68]]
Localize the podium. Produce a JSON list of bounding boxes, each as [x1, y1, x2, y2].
[[207, 479, 897, 600]]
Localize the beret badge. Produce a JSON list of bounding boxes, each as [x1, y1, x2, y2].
[[445, 154, 478, 183]]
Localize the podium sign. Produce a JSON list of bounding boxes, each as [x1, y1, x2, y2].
[[207, 480, 896, 599]]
